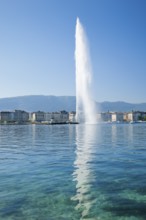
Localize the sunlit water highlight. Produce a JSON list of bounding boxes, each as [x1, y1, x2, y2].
[[0, 124, 146, 220]]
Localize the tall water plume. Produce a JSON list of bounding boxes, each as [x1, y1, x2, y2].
[[75, 18, 97, 124]]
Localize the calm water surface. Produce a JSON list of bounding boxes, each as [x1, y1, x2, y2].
[[0, 123, 146, 220]]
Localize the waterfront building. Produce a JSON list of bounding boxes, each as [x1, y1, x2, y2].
[[50, 112, 60, 123], [44, 112, 52, 122], [69, 111, 76, 122], [31, 111, 69, 123], [14, 110, 29, 122], [49, 111, 69, 123], [59, 110, 69, 123], [1, 109, 146, 124], [100, 112, 112, 122], [125, 111, 146, 122], [125, 111, 142, 122], [111, 112, 124, 122], [31, 111, 45, 122], [0, 110, 29, 123], [0, 111, 15, 122]]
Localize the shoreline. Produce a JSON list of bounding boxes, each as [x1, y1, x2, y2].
[[0, 121, 146, 125]]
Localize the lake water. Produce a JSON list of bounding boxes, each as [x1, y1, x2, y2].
[[0, 123, 146, 220]]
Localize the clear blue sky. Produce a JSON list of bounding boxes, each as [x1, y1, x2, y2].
[[0, 0, 146, 103]]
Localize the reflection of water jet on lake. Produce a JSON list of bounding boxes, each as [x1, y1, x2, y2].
[[71, 125, 98, 219]]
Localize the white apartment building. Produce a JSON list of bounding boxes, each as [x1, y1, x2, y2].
[[31, 111, 69, 123], [44, 112, 52, 121], [59, 111, 69, 123], [111, 112, 124, 122], [50, 111, 69, 123], [69, 111, 76, 122], [31, 111, 45, 122]]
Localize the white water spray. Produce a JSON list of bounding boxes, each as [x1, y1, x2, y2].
[[75, 18, 97, 124]]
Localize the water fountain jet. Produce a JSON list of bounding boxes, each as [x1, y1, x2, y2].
[[75, 18, 97, 124]]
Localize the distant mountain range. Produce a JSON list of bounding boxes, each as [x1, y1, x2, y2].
[[0, 95, 146, 112]]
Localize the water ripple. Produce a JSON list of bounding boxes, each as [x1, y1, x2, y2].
[[0, 124, 146, 219]]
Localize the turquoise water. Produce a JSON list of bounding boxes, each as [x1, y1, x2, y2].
[[0, 124, 146, 220]]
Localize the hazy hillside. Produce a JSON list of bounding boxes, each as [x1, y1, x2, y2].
[[0, 95, 146, 112], [99, 101, 146, 112], [0, 96, 76, 112]]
